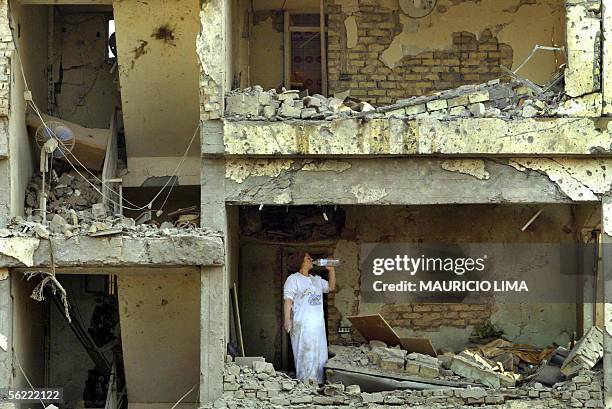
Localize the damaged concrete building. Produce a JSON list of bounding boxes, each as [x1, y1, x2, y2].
[[0, 0, 611, 407]]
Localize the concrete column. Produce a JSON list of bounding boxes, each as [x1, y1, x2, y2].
[[602, 196, 612, 408], [565, 1, 602, 97], [604, 0, 612, 114], [200, 157, 228, 403], [0, 268, 12, 389], [200, 265, 227, 402]]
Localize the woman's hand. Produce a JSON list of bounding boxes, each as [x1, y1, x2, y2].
[[284, 318, 292, 333]]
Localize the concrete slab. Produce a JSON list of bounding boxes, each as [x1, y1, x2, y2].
[[0, 234, 224, 268]]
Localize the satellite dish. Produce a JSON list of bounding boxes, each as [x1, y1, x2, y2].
[[35, 121, 76, 159], [399, 0, 437, 18]]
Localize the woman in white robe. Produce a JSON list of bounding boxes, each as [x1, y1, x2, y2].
[[283, 252, 336, 384]]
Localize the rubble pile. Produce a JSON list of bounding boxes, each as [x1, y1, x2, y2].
[[0, 171, 214, 240], [225, 86, 374, 121], [327, 341, 522, 387], [224, 78, 567, 122], [327, 343, 457, 381], [204, 357, 603, 409]]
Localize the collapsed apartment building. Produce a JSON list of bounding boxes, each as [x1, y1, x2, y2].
[[0, 0, 610, 407]]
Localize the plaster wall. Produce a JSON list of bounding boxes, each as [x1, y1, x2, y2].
[[51, 7, 120, 129], [8, 3, 48, 222], [249, 14, 283, 90], [11, 272, 44, 407], [113, 0, 200, 158], [117, 269, 200, 405], [343, 205, 579, 350]]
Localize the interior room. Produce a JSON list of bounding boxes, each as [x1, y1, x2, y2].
[[234, 203, 602, 374]]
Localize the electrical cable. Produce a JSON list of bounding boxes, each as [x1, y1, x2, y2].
[[7, 0, 201, 214]]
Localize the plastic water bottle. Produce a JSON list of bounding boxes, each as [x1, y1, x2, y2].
[[313, 259, 341, 267]]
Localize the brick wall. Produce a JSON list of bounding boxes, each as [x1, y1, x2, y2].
[[380, 303, 494, 332], [326, 3, 513, 105]]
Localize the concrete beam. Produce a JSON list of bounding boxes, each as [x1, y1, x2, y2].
[[222, 117, 612, 157], [0, 234, 224, 268], [224, 158, 573, 205], [602, 196, 612, 408], [0, 269, 11, 389], [565, 2, 602, 97]]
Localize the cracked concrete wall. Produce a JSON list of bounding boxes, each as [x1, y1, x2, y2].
[[565, 0, 602, 97], [603, 0, 612, 114], [224, 158, 572, 205], [223, 117, 612, 156], [225, 156, 612, 207], [51, 9, 119, 129], [198, 0, 226, 120], [509, 158, 612, 201]]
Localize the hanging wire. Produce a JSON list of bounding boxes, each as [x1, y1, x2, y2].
[[7, 1, 201, 214]]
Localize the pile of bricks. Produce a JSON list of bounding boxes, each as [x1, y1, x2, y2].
[[225, 79, 559, 122], [204, 356, 604, 408], [225, 86, 372, 120]]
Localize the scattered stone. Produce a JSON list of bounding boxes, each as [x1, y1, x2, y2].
[[49, 214, 68, 234], [91, 203, 106, 219], [469, 102, 486, 116]]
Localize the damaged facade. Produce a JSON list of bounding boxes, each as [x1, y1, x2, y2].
[[0, 0, 611, 408]]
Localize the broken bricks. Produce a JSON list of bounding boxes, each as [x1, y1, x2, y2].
[[561, 326, 603, 376], [450, 350, 516, 389]]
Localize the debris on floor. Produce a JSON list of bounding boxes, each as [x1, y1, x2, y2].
[[3, 170, 214, 239], [561, 326, 603, 377], [203, 356, 604, 408], [224, 77, 571, 122]]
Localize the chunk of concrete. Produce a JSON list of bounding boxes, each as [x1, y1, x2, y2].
[[279, 104, 302, 118], [92, 203, 106, 219], [252, 360, 275, 375], [234, 356, 265, 367], [561, 326, 603, 376], [450, 350, 515, 388]]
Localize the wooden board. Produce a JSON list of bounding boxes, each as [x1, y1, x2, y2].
[[399, 337, 437, 357], [347, 314, 400, 347]]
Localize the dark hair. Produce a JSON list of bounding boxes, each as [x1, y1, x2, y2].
[[289, 251, 307, 271]]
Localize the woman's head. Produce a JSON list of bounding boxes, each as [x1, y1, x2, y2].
[[289, 251, 313, 272]]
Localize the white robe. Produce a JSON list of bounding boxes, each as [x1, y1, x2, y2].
[[283, 272, 329, 384]]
